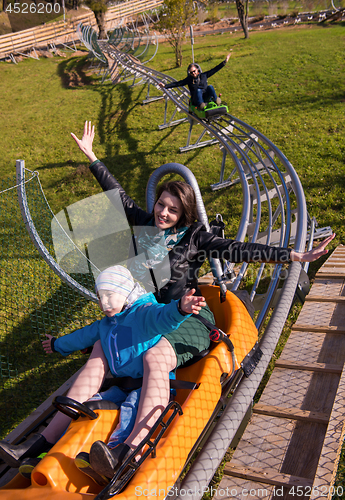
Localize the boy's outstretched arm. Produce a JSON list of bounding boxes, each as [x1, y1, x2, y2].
[[42, 334, 55, 354], [71, 121, 98, 164], [180, 288, 206, 315]]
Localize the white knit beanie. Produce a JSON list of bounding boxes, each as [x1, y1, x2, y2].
[[95, 265, 135, 299]]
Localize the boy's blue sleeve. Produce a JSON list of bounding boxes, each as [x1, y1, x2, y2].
[[54, 320, 101, 356], [133, 300, 191, 338]]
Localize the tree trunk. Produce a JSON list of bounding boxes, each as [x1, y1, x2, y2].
[[176, 40, 183, 67], [94, 11, 107, 39], [174, 32, 183, 67], [235, 0, 249, 39]]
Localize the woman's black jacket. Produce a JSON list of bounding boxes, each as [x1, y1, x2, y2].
[[164, 60, 227, 99], [89, 161, 291, 304]]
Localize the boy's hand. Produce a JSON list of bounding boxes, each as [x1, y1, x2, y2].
[[42, 334, 54, 354], [180, 289, 206, 315], [71, 121, 98, 164]]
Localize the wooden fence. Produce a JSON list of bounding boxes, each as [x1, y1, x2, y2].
[[0, 0, 163, 61]]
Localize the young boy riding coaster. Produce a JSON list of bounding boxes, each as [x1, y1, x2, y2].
[[0, 265, 206, 484]]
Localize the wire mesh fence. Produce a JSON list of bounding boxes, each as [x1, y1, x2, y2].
[[0, 171, 102, 439]]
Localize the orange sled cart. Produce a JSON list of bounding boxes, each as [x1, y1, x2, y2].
[[1, 286, 258, 500]]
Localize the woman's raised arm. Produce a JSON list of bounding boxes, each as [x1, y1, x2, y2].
[[71, 121, 98, 164]]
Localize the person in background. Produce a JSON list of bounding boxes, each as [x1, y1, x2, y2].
[[160, 52, 232, 109]]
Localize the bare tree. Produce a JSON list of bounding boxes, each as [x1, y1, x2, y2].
[[85, 0, 109, 39], [157, 0, 197, 67], [235, 0, 249, 38]]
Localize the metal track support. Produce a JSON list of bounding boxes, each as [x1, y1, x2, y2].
[[158, 96, 188, 130]]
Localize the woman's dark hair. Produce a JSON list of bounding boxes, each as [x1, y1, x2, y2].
[[155, 181, 198, 228], [187, 63, 201, 75]]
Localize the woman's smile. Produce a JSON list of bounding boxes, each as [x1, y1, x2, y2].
[[154, 191, 183, 230]]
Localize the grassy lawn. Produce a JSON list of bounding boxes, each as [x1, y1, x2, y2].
[[0, 19, 344, 490], [1, 23, 343, 244]]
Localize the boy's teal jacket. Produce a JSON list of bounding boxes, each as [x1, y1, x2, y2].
[[53, 293, 190, 379]]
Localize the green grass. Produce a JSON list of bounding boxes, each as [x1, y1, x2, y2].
[[0, 20, 344, 490], [2, 23, 344, 244]]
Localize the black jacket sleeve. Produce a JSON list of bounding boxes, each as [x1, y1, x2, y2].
[[165, 76, 190, 89], [204, 60, 226, 79], [89, 161, 152, 227], [196, 230, 291, 264]]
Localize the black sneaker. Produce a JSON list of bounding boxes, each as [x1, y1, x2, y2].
[[90, 442, 132, 480], [75, 451, 109, 486], [19, 452, 47, 480]]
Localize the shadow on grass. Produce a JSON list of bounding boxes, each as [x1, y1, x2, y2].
[[53, 55, 207, 205], [57, 54, 97, 88], [261, 87, 345, 113]]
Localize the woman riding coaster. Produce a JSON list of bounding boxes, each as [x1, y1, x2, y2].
[[160, 52, 232, 110], [68, 122, 335, 479]]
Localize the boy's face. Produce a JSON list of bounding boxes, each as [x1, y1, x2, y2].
[[97, 289, 127, 317]]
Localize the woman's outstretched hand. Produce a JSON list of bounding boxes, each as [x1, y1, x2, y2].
[[225, 51, 232, 63], [42, 334, 54, 354], [290, 233, 336, 262], [180, 288, 206, 315], [71, 121, 98, 164]]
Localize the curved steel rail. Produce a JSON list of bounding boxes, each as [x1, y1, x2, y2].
[[16, 160, 98, 303], [101, 45, 308, 320], [78, 20, 159, 82], [331, 0, 340, 11]]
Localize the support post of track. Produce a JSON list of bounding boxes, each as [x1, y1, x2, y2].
[[186, 118, 193, 148]]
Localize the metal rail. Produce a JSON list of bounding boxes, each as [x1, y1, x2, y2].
[[99, 45, 313, 324], [78, 20, 159, 86], [16, 160, 98, 303]]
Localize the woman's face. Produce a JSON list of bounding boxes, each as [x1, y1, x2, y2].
[[97, 290, 126, 317], [154, 190, 183, 230], [189, 66, 199, 76]]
